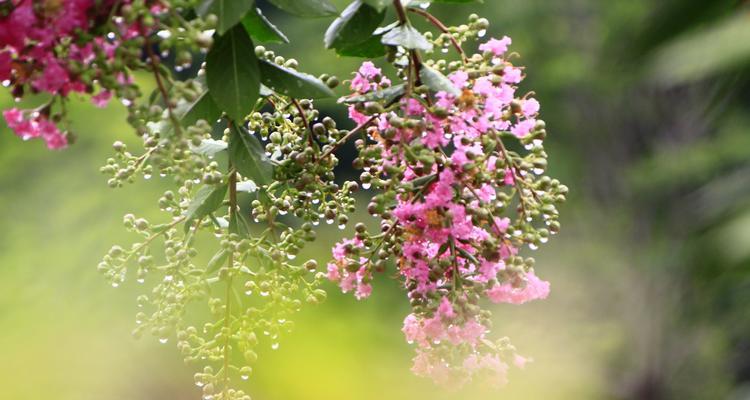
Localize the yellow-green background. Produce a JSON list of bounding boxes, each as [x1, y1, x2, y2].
[[2, 1, 749, 399]]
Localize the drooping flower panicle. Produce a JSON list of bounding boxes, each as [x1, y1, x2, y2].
[[328, 26, 567, 387]]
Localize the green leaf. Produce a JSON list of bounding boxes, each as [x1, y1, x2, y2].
[[258, 60, 335, 99], [340, 83, 406, 104], [259, 84, 274, 97], [325, 1, 385, 50], [196, 0, 254, 35], [456, 246, 480, 265], [229, 211, 252, 237], [191, 138, 228, 156], [242, 7, 289, 43], [157, 90, 222, 137], [267, 0, 337, 17], [206, 249, 229, 273], [405, 0, 480, 5], [229, 124, 274, 185], [430, 0, 481, 3], [336, 34, 387, 58], [362, 0, 388, 11], [419, 65, 460, 96], [184, 184, 228, 223], [206, 25, 260, 122], [180, 91, 223, 127], [381, 24, 433, 51]]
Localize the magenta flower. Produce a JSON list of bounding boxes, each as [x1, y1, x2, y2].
[[487, 270, 551, 304], [478, 36, 512, 56], [3, 108, 68, 150], [327, 34, 564, 387]]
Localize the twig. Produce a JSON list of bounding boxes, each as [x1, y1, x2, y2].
[[291, 98, 317, 161], [320, 115, 377, 160], [408, 8, 467, 62], [145, 40, 183, 137], [393, 0, 424, 87], [222, 128, 238, 396]]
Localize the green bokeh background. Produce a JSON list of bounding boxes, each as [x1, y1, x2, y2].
[[2, 1, 750, 399]]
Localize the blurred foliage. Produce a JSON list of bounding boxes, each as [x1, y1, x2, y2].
[[2, 0, 750, 399], [647, 11, 750, 84]]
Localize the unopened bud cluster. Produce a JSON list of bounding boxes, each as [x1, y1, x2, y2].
[[98, 56, 343, 399]]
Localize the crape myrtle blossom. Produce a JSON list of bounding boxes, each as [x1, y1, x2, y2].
[[328, 36, 566, 387], [1, 1, 569, 398], [3, 107, 67, 149], [0, 0, 161, 148]]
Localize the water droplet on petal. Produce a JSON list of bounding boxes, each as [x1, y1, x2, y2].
[[271, 343, 279, 350], [159, 338, 169, 344]]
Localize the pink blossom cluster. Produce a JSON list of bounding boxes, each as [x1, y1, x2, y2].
[[401, 297, 512, 386], [0, 0, 151, 149], [2, 107, 66, 149], [329, 37, 553, 386], [327, 238, 372, 300]]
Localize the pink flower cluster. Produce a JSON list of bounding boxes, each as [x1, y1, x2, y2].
[[487, 270, 550, 305], [327, 238, 372, 300], [329, 37, 552, 386], [3, 108, 66, 149], [0, 0, 151, 148], [403, 297, 511, 386]]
